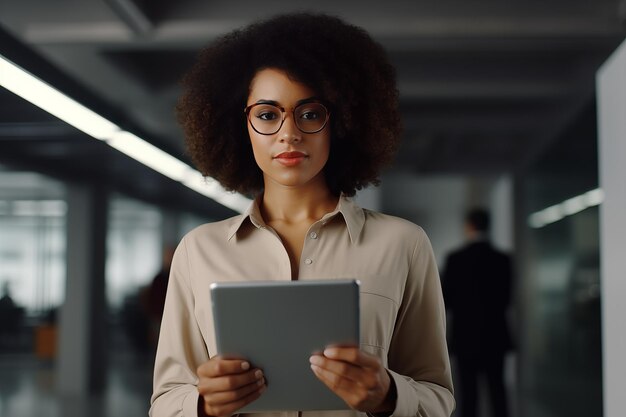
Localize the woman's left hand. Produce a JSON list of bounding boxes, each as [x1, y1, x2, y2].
[[309, 346, 396, 414]]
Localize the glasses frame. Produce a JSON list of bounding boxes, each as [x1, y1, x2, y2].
[[243, 101, 331, 135]]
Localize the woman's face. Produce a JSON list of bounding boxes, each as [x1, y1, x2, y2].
[[246, 68, 331, 191]]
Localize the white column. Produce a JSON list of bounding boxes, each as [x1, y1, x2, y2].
[[57, 183, 108, 394], [597, 38, 626, 417]]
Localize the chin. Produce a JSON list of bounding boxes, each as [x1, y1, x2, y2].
[[267, 173, 315, 188]]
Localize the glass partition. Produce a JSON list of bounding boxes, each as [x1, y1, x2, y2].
[[518, 102, 602, 417]]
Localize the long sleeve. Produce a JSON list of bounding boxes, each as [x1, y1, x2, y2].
[[150, 238, 209, 417], [386, 229, 455, 417]]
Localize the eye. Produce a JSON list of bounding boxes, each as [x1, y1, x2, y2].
[[257, 111, 279, 121], [299, 109, 320, 120], [296, 103, 327, 122], [252, 105, 281, 122]]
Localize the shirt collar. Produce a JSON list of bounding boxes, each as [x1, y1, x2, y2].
[[226, 197, 265, 241], [226, 194, 365, 243]]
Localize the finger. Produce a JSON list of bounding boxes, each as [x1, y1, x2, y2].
[[323, 347, 380, 369], [197, 357, 252, 378], [311, 362, 355, 390], [203, 377, 266, 405], [203, 385, 266, 417], [199, 369, 264, 394], [309, 355, 373, 386], [311, 364, 386, 412]]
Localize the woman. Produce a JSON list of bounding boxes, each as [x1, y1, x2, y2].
[[150, 13, 454, 417]]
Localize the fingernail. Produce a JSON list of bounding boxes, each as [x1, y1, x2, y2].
[[257, 378, 264, 386], [241, 362, 250, 370], [309, 356, 322, 365], [255, 370, 263, 379], [323, 348, 336, 358], [310, 364, 319, 372]]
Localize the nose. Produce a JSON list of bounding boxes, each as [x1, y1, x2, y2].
[[278, 112, 301, 143]]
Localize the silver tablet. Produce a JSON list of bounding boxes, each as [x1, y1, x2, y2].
[[210, 279, 360, 412]]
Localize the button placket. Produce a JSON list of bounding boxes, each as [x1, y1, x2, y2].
[[301, 227, 321, 271]]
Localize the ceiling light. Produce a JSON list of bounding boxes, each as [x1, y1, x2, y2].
[[182, 172, 250, 214], [585, 188, 605, 206], [528, 188, 603, 229], [108, 131, 194, 182], [0, 56, 120, 140], [0, 54, 252, 213]]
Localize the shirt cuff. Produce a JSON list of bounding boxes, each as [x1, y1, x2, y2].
[[183, 390, 200, 417], [386, 369, 418, 417]]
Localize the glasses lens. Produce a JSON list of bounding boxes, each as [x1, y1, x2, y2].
[[249, 104, 282, 134], [295, 103, 328, 133]]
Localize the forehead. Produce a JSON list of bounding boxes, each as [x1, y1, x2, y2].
[[247, 68, 316, 104]]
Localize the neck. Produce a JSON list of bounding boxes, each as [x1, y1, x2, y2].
[[260, 179, 338, 224]]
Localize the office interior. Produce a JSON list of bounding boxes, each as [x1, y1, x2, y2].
[[1, 1, 625, 417]]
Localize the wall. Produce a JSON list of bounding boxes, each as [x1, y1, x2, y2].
[[597, 38, 626, 417], [380, 172, 510, 267]]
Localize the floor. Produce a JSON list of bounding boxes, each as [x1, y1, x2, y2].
[[0, 351, 153, 417], [0, 354, 526, 417], [0, 325, 528, 417]]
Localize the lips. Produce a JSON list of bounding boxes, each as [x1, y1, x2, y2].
[[274, 151, 307, 167]]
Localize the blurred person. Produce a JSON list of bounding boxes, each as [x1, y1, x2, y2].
[[146, 245, 176, 320], [0, 281, 15, 309], [442, 209, 512, 417], [150, 12, 454, 417], [122, 246, 176, 353], [145, 245, 176, 345], [0, 282, 24, 348]]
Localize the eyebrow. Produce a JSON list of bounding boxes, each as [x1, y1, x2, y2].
[[254, 96, 320, 107]]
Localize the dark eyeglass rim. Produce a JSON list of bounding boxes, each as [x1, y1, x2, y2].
[[243, 101, 331, 135]]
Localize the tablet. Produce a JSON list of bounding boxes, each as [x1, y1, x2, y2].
[[210, 279, 360, 412]]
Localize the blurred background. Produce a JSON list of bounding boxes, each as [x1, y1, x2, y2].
[[1, 1, 625, 416]]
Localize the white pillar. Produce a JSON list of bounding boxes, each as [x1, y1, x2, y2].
[[597, 38, 626, 417], [57, 183, 108, 394]]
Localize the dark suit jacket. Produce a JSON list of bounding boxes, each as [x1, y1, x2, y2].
[[442, 239, 512, 357]]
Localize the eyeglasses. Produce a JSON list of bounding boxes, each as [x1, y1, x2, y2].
[[244, 101, 330, 135]]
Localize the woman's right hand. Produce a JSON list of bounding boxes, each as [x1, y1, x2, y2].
[[197, 356, 266, 417]]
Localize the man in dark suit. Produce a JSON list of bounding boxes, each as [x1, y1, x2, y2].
[[442, 208, 512, 417]]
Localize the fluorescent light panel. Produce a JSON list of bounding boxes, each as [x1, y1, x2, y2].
[[528, 188, 604, 229], [0, 56, 119, 140], [108, 131, 194, 182], [0, 55, 251, 213], [182, 172, 250, 213]]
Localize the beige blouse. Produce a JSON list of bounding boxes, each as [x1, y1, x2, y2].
[[150, 196, 454, 417]]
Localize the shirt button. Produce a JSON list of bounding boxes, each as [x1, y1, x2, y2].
[[304, 258, 313, 265], [309, 232, 318, 239]]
